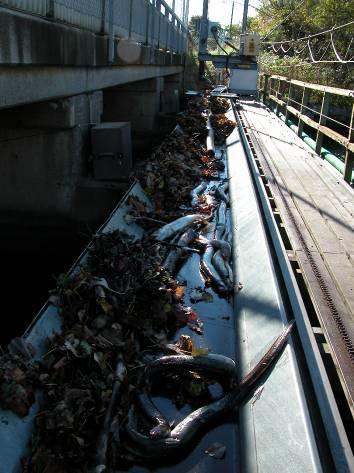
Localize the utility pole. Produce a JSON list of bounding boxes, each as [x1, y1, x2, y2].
[[229, 1, 234, 38], [242, 0, 249, 34], [185, 0, 190, 25], [198, 0, 209, 78]]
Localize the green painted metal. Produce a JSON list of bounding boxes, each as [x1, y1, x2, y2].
[[277, 112, 354, 182]]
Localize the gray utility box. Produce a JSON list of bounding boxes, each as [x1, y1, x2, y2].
[[91, 122, 132, 180]]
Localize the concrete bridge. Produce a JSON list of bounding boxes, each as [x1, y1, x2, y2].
[[0, 0, 189, 227]]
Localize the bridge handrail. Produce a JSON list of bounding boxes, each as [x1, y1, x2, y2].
[[259, 73, 354, 184], [0, 0, 188, 54]]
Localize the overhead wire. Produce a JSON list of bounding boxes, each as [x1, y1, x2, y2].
[[261, 0, 305, 41], [263, 20, 354, 44], [264, 20, 354, 64]]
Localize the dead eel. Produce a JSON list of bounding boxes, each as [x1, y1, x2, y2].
[[125, 321, 295, 458]]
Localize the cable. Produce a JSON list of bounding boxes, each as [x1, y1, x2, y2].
[[263, 20, 354, 44], [265, 21, 354, 65], [261, 0, 305, 41], [211, 27, 229, 56], [224, 39, 239, 52]]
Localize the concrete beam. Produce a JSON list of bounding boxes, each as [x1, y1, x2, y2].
[[0, 92, 103, 128], [103, 78, 164, 132], [0, 65, 184, 110]]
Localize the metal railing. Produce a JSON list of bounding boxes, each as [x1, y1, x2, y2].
[[259, 73, 354, 184], [0, 0, 188, 54]]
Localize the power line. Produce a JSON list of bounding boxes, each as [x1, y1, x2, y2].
[[261, 0, 305, 41], [265, 20, 354, 65], [263, 20, 354, 44]]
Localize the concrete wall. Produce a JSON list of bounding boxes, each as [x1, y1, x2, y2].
[[103, 78, 164, 132], [0, 91, 127, 226], [0, 126, 87, 220]]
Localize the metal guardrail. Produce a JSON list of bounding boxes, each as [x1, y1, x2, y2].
[[259, 73, 354, 184], [0, 0, 188, 54]]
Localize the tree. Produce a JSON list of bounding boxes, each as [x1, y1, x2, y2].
[[251, 0, 353, 87]]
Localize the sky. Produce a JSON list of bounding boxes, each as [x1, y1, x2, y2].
[[188, 0, 260, 27]]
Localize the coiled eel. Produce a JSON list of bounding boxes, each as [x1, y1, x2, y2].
[[125, 321, 295, 458]]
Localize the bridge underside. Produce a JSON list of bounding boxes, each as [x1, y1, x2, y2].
[[0, 6, 186, 228], [0, 7, 184, 110]]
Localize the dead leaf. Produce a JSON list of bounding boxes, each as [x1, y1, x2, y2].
[[192, 347, 208, 357]]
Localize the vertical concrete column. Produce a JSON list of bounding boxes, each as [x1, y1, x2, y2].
[[103, 77, 164, 132], [161, 73, 183, 113]]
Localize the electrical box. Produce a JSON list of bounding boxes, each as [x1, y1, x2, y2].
[[91, 122, 132, 180], [240, 33, 260, 56], [229, 64, 259, 95]]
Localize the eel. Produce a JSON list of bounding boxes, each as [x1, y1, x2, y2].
[[125, 321, 295, 458]]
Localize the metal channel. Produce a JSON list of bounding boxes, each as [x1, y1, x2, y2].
[[232, 99, 354, 473], [227, 112, 322, 473]]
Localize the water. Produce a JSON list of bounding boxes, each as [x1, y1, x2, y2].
[[0, 224, 87, 346]]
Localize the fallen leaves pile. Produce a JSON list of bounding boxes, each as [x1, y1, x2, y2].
[[211, 115, 236, 144], [20, 233, 193, 472], [210, 97, 230, 115], [0, 92, 236, 472]]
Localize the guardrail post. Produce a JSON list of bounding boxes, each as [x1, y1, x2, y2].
[[263, 74, 269, 103], [315, 92, 330, 155], [156, 0, 162, 48], [166, 10, 171, 50], [145, 0, 151, 45], [285, 81, 294, 123], [100, 0, 107, 34], [344, 103, 354, 184], [108, 0, 114, 63], [298, 86, 310, 137], [128, 0, 133, 39], [46, 0, 54, 18], [151, 0, 156, 49], [275, 78, 282, 116]]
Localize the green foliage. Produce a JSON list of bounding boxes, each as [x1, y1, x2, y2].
[[253, 0, 353, 88]]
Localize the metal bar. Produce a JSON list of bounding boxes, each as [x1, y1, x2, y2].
[[145, 0, 150, 45], [344, 103, 354, 183], [46, 0, 54, 18], [298, 86, 310, 137], [275, 78, 282, 115], [100, 0, 107, 34], [269, 76, 354, 98], [285, 81, 294, 123], [151, 0, 156, 48], [128, 0, 133, 38], [315, 92, 330, 155], [108, 0, 114, 63], [157, 0, 161, 48]]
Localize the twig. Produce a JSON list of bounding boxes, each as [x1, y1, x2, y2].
[[128, 216, 167, 225], [94, 354, 126, 470], [158, 241, 201, 254]]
